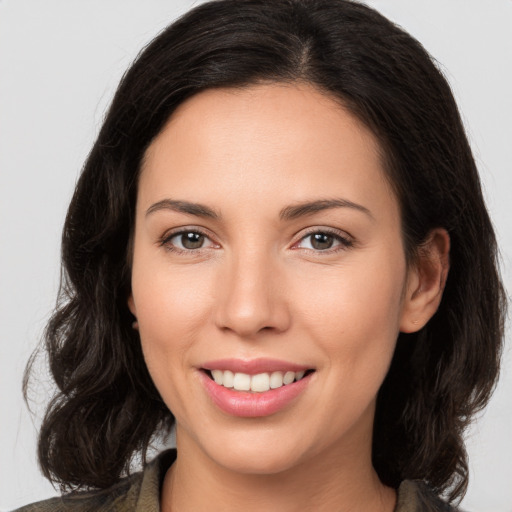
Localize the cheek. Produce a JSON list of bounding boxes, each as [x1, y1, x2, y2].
[[296, 258, 405, 373], [131, 264, 218, 424], [131, 261, 215, 372]]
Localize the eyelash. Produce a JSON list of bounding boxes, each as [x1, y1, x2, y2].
[[159, 227, 354, 255], [293, 228, 354, 253], [160, 228, 216, 255]]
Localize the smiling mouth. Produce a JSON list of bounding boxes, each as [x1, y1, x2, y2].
[[203, 369, 315, 393]]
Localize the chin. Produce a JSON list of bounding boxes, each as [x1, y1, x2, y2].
[[215, 448, 302, 476], [198, 428, 309, 476]]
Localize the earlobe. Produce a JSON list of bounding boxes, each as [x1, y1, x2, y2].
[[127, 294, 137, 316], [400, 228, 450, 333], [127, 294, 139, 330], [127, 293, 139, 331]]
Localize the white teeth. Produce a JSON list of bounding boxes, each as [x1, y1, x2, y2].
[[211, 369, 223, 385], [210, 369, 309, 392], [283, 371, 295, 385], [223, 370, 234, 388], [233, 372, 251, 391], [295, 370, 305, 381], [269, 371, 284, 389], [251, 373, 270, 392]]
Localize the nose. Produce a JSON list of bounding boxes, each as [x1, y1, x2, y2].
[[214, 249, 291, 339]]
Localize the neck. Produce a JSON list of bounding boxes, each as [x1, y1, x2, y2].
[[161, 423, 396, 512]]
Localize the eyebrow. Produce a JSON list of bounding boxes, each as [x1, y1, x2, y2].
[[146, 199, 220, 219], [279, 198, 374, 221], [145, 197, 373, 221]]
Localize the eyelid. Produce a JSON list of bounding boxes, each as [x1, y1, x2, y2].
[[158, 225, 353, 254], [291, 226, 354, 252], [159, 226, 220, 253]]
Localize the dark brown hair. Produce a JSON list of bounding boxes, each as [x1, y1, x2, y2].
[[25, 0, 506, 502]]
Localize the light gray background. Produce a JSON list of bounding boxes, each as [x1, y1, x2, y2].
[[1, 1, 511, 510]]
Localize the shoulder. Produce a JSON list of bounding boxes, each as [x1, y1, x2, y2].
[[13, 450, 176, 512], [12, 475, 138, 512], [396, 480, 460, 512]]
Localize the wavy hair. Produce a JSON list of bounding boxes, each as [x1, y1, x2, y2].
[[25, 0, 506, 502]]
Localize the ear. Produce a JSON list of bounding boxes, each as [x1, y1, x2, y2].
[[128, 293, 137, 316], [127, 294, 139, 330], [400, 228, 450, 333]]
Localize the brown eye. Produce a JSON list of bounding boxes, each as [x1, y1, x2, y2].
[[296, 230, 353, 252], [164, 230, 215, 251], [310, 233, 335, 250], [180, 232, 205, 249]]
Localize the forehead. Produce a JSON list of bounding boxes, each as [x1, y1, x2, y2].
[[139, 83, 397, 221]]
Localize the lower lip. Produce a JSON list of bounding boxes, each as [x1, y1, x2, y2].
[[199, 371, 313, 418]]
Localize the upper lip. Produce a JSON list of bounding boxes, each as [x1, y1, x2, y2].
[[201, 358, 313, 375]]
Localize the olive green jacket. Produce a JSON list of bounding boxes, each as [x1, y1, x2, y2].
[[14, 450, 457, 511]]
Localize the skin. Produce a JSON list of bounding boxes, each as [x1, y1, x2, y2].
[[128, 83, 449, 512]]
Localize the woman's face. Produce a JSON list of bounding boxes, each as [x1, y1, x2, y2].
[[129, 83, 415, 475]]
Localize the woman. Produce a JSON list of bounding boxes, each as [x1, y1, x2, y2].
[[17, 0, 506, 510]]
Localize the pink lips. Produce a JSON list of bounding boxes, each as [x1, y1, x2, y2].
[[199, 358, 314, 418], [202, 358, 310, 375]]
